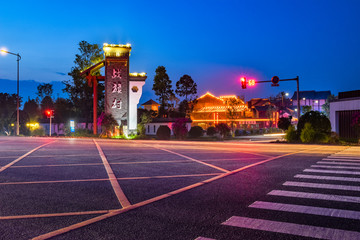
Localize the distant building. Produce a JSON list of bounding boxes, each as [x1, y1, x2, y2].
[[141, 99, 160, 112], [145, 118, 192, 136], [330, 90, 360, 139], [291, 90, 331, 113], [190, 92, 277, 130]]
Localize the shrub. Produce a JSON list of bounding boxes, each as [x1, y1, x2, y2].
[[300, 123, 316, 143], [278, 117, 291, 131], [74, 128, 94, 137], [285, 125, 298, 142], [156, 125, 171, 140], [31, 127, 45, 136], [297, 111, 331, 136], [234, 129, 241, 136], [215, 123, 231, 138], [188, 126, 203, 138], [171, 118, 188, 139], [206, 126, 217, 136]]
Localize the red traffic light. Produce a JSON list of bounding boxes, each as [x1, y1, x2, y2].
[[45, 110, 53, 117], [240, 77, 246, 89]]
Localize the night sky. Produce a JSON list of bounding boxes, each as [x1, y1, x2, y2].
[[1, 0, 360, 103]]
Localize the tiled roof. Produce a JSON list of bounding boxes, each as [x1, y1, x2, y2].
[[141, 99, 160, 106]]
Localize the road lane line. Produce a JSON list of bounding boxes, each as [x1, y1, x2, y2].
[[195, 237, 216, 240], [317, 161, 360, 166], [304, 169, 360, 175], [32, 145, 325, 239], [93, 139, 130, 208], [151, 146, 230, 173], [283, 181, 360, 191], [222, 216, 360, 239], [294, 174, 360, 182], [328, 156, 360, 160], [249, 201, 360, 220], [311, 165, 360, 170], [268, 190, 360, 203], [0, 210, 111, 220], [0, 173, 221, 185], [0, 141, 55, 173]]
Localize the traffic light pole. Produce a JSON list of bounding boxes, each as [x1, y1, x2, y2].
[[49, 115, 52, 137], [254, 76, 300, 120]]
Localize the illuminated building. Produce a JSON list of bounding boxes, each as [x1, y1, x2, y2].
[[141, 99, 160, 112], [190, 92, 277, 129]]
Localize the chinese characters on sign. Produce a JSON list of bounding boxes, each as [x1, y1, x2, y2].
[[111, 68, 123, 109]]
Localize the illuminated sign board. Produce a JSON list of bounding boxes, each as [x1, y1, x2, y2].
[[70, 120, 75, 133]]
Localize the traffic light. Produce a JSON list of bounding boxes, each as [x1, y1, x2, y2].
[[240, 77, 246, 89], [45, 110, 54, 118], [248, 79, 256, 87]]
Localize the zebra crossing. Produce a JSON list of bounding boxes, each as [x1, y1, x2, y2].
[[197, 148, 360, 240]]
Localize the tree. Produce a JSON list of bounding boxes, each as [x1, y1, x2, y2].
[[302, 105, 312, 114], [0, 93, 17, 135], [216, 123, 231, 139], [40, 96, 54, 116], [36, 83, 53, 100], [54, 98, 74, 123], [297, 111, 331, 142], [175, 75, 197, 102], [137, 111, 153, 136], [322, 94, 336, 117], [225, 97, 243, 132], [23, 98, 40, 122], [152, 66, 174, 116], [171, 118, 188, 139], [63, 41, 104, 127], [278, 117, 291, 131]]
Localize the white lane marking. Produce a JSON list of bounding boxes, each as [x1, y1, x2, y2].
[[93, 140, 130, 208], [283, 181, 360, 191], [0, 141, 54, 172], [249, 201, 360, 220], [294, 174, 360, 182], [322, 158, 360, 162], [222, 216, 360, 240], [311, 165, 360, 170], [268, 190, 360, 203], [304, 169, 360, 175], [194, 237, 216, 240], [317, 161, 360, 166]]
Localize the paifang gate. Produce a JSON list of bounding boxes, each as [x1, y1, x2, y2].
[[80, 43, 146, 135]]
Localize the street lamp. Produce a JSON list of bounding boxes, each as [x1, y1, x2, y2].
[[1, 49, 21, 136]]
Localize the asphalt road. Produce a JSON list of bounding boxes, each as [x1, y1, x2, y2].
[[0, 136, 359, 240]]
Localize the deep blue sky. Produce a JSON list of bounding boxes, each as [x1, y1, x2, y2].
[[1, 0, 360, 103]]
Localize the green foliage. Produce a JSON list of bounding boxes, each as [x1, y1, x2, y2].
[[206, 126, 217, 136], [300, 123, 316, 143], [98, 112, 118, 136], [137, 111, 153, 136], [285, 125, 298, 142], [31, 127, 45, 136], [36, 83, 53, 100], [278, 117, 291, 131], [171, 118, 188, 139], [23, 98, 40, 122], [302, 105, 312, 114], [156, 125, 171, 140], [297, 111, 331, 139], [322, 94, 336, 118], [188, 126, 203, 138], [175, 74, 197, 101], [0, 93, 17, 135], [215, 123, 231, 138], [63, 41, 104, 126], [152, 66, 174, 113], [74, 128, 94, 137], [225, 97, 243, 130]]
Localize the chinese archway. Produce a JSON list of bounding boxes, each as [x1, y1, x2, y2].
[[80, 43, 146, 135]]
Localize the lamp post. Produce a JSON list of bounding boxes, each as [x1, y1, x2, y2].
[[1, 49, 21, 135]]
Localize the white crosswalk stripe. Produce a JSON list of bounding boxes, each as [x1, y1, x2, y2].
[[321, 158, 360, 162], [303, 168, 360, 175], [283, 181, 360, 191], [294, 174, 360, 182], [222, 216, 360, 240], [311, 165, 360, 170], [249, 201, 360, 220], [317, 161, 360, 166]]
